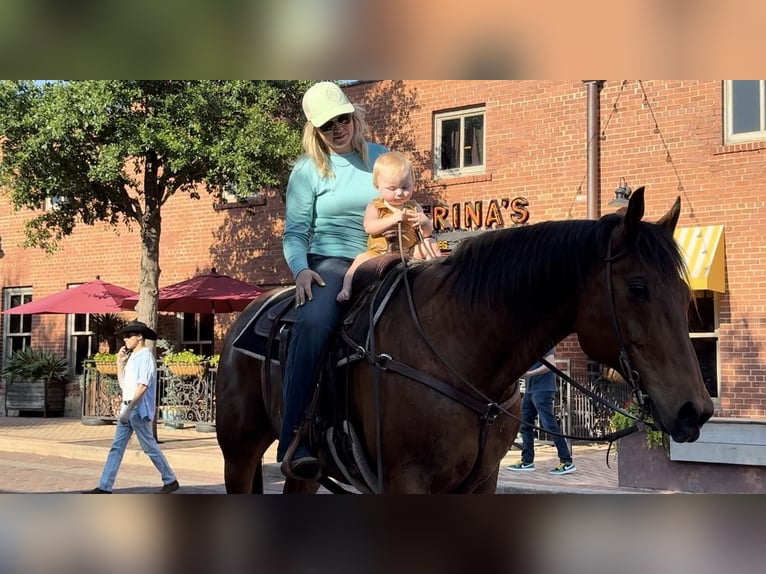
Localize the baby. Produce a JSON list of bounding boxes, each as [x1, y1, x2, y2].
[[337, 151, 441, 302]]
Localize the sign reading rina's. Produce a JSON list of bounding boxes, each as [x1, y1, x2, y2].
[[423, 196, 530, 231]]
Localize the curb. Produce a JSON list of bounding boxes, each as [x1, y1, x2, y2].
[[0, 435, 224, 475]]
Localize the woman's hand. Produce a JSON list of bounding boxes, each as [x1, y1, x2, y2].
[[294, 268, 326, 307]]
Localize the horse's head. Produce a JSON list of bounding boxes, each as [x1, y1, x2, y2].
[[576, 187, 714, 443]]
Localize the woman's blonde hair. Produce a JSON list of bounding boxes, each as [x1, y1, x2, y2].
[[372, 151, 413, 189], [301, 105, 371, 179]]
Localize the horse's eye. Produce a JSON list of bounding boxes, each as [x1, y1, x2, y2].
[[628, 281, 649, 300]]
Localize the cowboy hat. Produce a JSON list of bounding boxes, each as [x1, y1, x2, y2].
[[117, 320, 158, 341]]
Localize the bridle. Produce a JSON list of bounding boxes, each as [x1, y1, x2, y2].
[[539, 230, 658, 438]]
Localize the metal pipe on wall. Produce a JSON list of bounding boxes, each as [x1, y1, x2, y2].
[[583, 80, 604, 220]]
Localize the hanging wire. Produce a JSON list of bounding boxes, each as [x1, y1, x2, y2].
[[637, 79, 696, 220]]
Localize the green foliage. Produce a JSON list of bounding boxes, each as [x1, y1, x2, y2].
[[0, 80, 311, 326], [92, 352, 118, 363], [162, 349, 207, 364], [0, 81, 310, 253], [2, 348, 70, 382], [610, 401, 667, 450], [209, 354, 220, 368]]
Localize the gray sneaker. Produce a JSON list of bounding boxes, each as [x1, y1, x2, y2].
[[508, 461, 535, 471], [549, 462, 576, 475]]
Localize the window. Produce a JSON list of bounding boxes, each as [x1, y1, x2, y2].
[[68, 313, 96, 376], [3, 288, 33, 362], [215, 181, 267, 209], [179, 313, 214, 357], [44, 195, 66, 211], [434, 107, 485, 177], [688, 291, 719, 399], [724, 80, 766, 144]]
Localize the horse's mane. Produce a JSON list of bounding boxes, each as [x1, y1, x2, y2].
[[437, 214, 687, 318]]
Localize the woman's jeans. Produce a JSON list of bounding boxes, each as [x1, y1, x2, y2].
[[98, 407, 176, 491], [277, 255, 352, 461], [519, 390, 572, 464]]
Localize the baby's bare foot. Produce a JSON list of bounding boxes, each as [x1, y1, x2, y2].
[[336, 289, 351, 303]]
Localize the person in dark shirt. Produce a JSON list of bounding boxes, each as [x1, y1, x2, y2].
[[508, 348, 576, 475]]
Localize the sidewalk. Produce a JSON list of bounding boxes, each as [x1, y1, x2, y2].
[[0, 415, 654, 493]]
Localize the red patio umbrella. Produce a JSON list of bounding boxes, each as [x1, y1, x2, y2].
[[2, 278, 138, 315], [120, 270, 263, 314]]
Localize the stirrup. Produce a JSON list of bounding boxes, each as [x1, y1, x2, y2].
[[280, 425, 320, 481]]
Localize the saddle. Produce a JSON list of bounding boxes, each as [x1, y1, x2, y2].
[[232, 254, 407, 493]]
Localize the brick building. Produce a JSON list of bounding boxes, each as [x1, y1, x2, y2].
[[1, 81, 764, 464]]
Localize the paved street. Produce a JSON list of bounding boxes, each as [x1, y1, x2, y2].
[[0, 415, 648, 494]]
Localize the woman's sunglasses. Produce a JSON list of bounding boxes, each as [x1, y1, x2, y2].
[[319, 113, 352, 133]]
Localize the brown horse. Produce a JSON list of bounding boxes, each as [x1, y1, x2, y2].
[[215, 188, 714, 493]]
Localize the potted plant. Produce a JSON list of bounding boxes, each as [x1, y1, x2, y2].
[[610, 400, 672, 489], [92, 352, 119, 376], [2, 348, 70, 416], [162, 349, 209, 378]]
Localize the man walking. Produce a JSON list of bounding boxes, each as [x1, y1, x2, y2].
[[508, 348, 576, 475], [83, 321, 179, 493]]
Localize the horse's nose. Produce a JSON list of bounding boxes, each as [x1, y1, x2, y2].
[[671, 399, 713, 443]]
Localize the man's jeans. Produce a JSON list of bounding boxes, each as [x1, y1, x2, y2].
[[519, 390, 572, 464], [98, 408, 176, 491], [277, 255, 352, 461]]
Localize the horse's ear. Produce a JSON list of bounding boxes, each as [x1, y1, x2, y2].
[[656, 196, 681, 234], [622, 186, 645, 239]]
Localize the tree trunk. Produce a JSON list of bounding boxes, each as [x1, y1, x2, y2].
[[136, 150, 162, 336]]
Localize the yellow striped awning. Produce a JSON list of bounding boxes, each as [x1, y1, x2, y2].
[[673, 225, 726, 293]]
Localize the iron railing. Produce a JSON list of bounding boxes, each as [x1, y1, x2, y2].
[[81, 360, 217, 428]]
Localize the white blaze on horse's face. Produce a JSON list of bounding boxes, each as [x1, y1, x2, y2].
[[576, 188, 714, 443]]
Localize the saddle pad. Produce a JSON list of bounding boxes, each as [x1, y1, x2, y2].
[[232, 255, 408, 360], [232, 287, 295, 359]]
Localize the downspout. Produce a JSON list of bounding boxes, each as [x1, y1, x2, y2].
[[583, 80, 604, 220]]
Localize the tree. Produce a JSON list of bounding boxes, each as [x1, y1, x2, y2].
[[0, 80, 310, 330]]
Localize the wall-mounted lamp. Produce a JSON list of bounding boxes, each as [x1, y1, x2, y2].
[[608, 177, 632, 208], [0, 236, 4, 259]]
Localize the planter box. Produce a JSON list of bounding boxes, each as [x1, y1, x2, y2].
[[94, 362, 118, 376], [5, 379, 65, 417], [618, 429, 766, 493], [166, 363, 206, 378]]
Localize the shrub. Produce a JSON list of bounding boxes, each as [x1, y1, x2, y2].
[[2, 348, 70, 382], [163, 349, 208, 364], [610, 400, 666, 450]]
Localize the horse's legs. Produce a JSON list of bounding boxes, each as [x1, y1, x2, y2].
[[282, 477, 321, 494], [220, 431, 277, 493], [469, 465, 502, 494]]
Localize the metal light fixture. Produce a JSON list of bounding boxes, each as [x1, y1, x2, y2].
[[608, 177, 632, 208]]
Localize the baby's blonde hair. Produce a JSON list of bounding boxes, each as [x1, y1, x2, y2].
[[372, 151, 413, 189]]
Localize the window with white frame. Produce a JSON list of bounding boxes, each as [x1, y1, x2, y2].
[[434, 107, 485, 177], [3, 288, 33, 362], [724, 80, 766, 144], [68, 313, 96, 376], [688, 291, 719, 399]]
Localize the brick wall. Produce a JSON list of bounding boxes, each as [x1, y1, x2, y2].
[[3, 80, 765, 418]]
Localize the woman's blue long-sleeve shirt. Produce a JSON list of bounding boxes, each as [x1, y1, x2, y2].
[[282, 143, 388, 278]]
